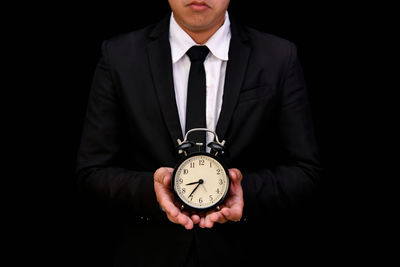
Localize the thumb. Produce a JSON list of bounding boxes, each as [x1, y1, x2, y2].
[[163, 173, 172, 186], [154, 167, 173, 185], [229, 168, 243, 183]]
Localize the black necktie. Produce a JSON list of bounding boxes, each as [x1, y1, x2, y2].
[[185, 46, 209, 150]]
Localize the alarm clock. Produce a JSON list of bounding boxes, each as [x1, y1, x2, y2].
[[172, 128, 230, 211]]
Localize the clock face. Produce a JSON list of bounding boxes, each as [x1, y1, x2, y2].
[[173, 153, 230, 210]]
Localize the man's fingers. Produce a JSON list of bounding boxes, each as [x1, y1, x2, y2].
[[204, 214, 220, 228], [168, 212, 193, 230], [204, 217, 214, 228], [165, 206, 194, 229], [178, 213, 194, 229], [163, 200, 179, 218], [163, 200, 194, 229], [221, 207, 242, 222], [221, 207, 231, 219], [191, 214, 201, 224], [198, 211, 228, 228], [199, 216, 206, 228]]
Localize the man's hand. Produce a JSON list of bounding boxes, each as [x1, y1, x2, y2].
[[154, 167, 244, 229], [154, 167, 195, 230], [194, 168, 244, 228]]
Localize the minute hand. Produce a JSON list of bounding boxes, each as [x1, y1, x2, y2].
[[188, 183, 201, 198]]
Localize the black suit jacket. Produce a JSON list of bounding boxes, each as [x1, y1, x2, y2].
[[77, 15, 321, 267]]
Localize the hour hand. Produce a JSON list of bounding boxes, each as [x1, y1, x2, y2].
[[185, 180, 200, 185]]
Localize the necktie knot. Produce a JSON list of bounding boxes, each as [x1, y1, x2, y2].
[[186, 46, 209, 62]]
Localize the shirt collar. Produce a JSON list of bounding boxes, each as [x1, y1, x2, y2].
[[169, 11, 231, 63]]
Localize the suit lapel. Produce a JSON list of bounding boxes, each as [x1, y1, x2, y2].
[[147, 16, 183, 146], [216, 19, 251, 141]]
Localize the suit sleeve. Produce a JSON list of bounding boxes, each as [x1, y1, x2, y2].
[[241, 43, 322, 221], [76, 41, 164, 220]]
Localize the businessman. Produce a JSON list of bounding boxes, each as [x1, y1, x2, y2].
[[76, 0, 321, 266]]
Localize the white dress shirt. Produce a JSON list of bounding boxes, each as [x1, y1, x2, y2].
[[169, 11, 231, 144]]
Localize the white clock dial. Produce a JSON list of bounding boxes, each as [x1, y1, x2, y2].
[[173, 154, 229, 210]]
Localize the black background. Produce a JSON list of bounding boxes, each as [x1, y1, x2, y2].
[[16, 2, 390, 266]]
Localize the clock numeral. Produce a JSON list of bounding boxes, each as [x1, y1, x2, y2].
[[189, 195, 193, 201], [216, 169, 221, 175], [190, 162, 195, 168], [199, 197, 203, 203], [183, 169, 188, 174], [216, 188, 220, 194], [209, 162, 212, 168], [181, 188, 186, 194], [199, 159, 205, 166], [209, 195, 213, 201], [178, 178, 183, 184], [219, 179, 223, 185]]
